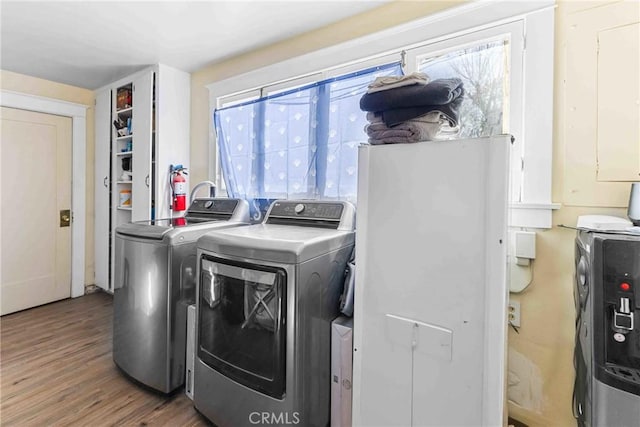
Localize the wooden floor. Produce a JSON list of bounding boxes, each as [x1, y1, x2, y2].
[[0, 292, 210, 426]]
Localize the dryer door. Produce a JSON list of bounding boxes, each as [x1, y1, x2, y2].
[[198, 255, 287, 399]]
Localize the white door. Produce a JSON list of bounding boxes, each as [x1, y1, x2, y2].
[[131, 71, 153, 222], [0, 107, 72, 315], [94, 89, 111, 291]]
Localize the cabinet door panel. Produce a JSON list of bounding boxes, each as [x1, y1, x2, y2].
[[94, 89, 111, 291], [563, 1, 640, 206], [154, 65, 191, 219], [132, 71, 153, 221], [596, 22, 640, 182]]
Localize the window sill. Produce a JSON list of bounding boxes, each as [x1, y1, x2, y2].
[[509, 202, 561, 229]]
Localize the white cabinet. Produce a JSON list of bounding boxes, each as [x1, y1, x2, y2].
[[352, 137, 510, 427], [94, 64, 190, 292]]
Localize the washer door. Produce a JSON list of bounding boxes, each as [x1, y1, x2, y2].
[[198, 255, 287, 399]]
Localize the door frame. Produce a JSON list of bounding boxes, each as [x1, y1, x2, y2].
[[1, 90, 87, 298]]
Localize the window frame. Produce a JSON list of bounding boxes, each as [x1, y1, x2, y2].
[[207, 1, 557, 228]]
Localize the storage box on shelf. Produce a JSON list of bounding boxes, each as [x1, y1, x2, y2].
[[116, 86, 132, 110]]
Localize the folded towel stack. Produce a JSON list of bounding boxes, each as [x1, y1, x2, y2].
[[360, 73, 465, 145], [365, 112, 441, 145]]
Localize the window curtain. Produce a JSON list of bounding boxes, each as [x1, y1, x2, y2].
[[214, 62, 403, 220]]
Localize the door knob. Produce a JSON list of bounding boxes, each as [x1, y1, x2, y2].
[[60, 210, 71, 227]]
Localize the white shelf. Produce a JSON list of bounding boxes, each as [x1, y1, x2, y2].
[[117, 180, 133, 184], [116, 151, 132, 156], [117, 206, 132, 211], [116, 107, 133, 114], [116, 135, 133, 141]]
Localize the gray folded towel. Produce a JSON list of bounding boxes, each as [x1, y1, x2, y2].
[[360, 78, 464, 111], [366, 111, 441, 124], [380, 95, 464, 127], [367, 72, 430, 94], [365, 118, 442, 145]]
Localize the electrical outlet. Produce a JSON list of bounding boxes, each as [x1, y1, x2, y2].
[[508, 301, 521, 327]]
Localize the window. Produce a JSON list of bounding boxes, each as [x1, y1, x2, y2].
[[214, 64, 402, 219], [208, 1, 556, 227]]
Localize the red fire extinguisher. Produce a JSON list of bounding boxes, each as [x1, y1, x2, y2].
[[170, 164, 188, 213]]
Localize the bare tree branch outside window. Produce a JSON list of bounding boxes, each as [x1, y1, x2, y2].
[[418, 39, 508, 138]]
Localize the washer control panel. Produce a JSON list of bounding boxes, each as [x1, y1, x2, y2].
[[269, 201, 344, 220], [188, 198, 239, 216]]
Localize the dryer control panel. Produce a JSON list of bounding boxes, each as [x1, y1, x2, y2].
[[270, 201, 343, 220], [265, 200, 355, 231]]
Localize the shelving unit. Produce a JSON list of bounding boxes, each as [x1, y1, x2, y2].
[[114, 83, 135, 220], [94, 64, 190, 292]]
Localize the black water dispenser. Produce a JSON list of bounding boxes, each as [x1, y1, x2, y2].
[[595, 238, 640, 392], [574, 230, 640, 427]]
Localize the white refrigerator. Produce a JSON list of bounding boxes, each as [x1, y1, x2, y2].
[[352, 135, 511, 427]]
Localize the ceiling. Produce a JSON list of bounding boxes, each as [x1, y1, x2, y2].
[[1, 1, 389, 90]]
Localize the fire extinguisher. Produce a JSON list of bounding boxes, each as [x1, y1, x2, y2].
[[170, 164, 188, 214]]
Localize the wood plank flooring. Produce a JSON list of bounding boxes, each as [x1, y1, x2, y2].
[[0, 292, 210, 426]]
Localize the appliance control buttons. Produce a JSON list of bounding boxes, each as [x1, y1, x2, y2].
[[294, 203, 305, 214], [620, 282, 631, 291], [614, 333, 626, 343], [204, 200, 214, 209]]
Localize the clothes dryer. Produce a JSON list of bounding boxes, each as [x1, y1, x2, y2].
[[193, 200, 355, 427], [113, 198, 250, 393]]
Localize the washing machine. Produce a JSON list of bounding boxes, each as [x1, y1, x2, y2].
[[574, 228, 640, 426], [193, 200, 355, 427], [113, 198, 250, 393]]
